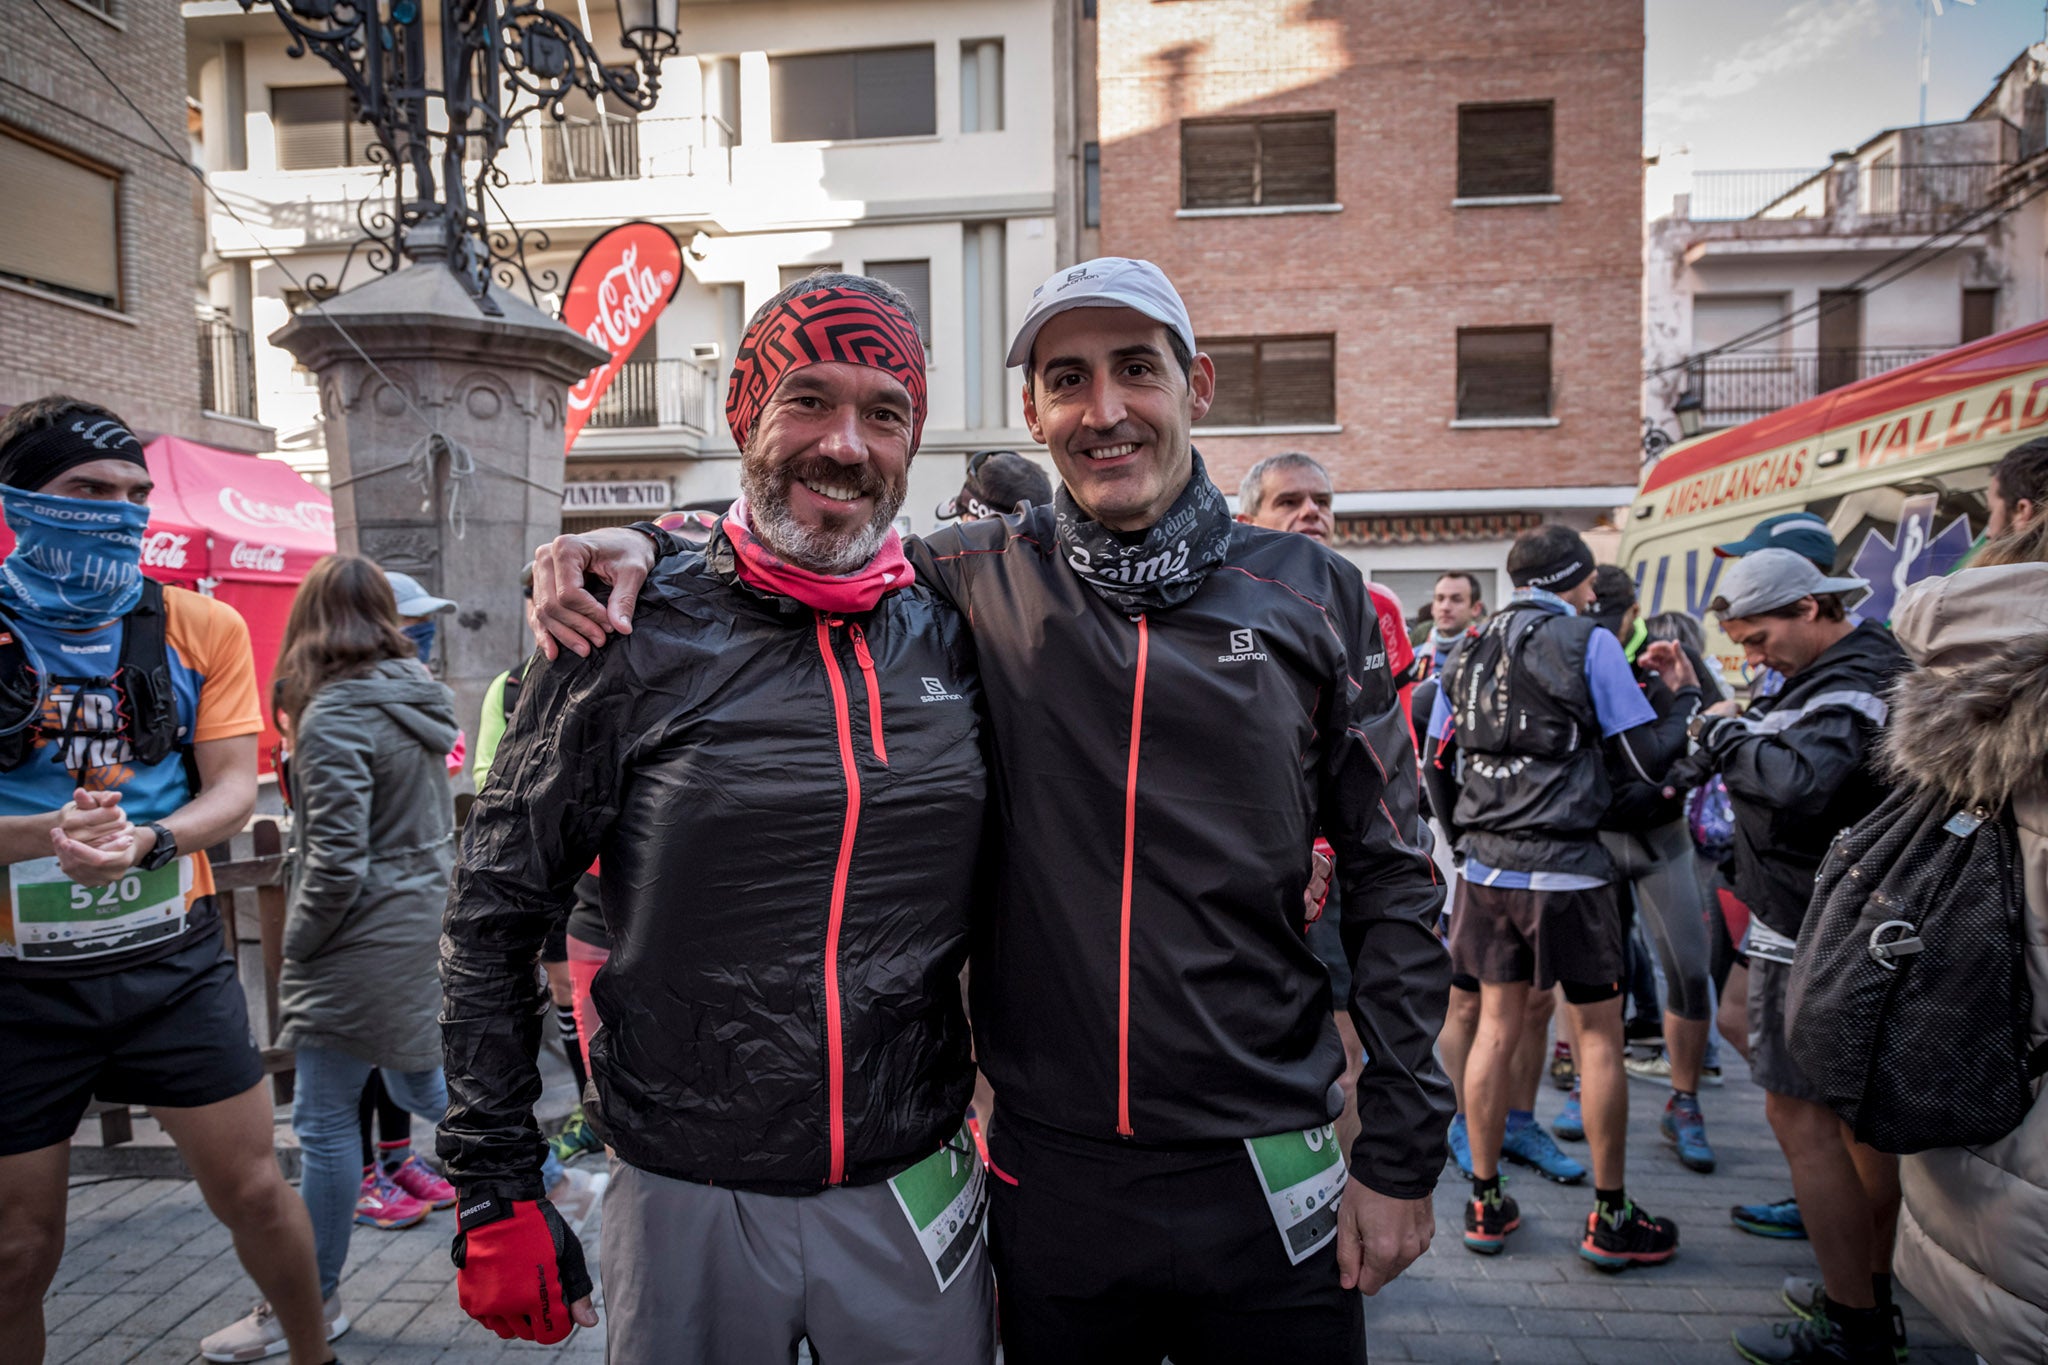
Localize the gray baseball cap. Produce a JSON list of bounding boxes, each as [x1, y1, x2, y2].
[[1712, 547, 1865, 619], [382, 569, 457, 617], [1005, 257, 1198, 370]]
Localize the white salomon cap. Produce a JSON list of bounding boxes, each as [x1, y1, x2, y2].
[[1005, 258, 1197, 370]]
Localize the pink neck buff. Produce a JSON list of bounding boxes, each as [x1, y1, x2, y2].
[[721, 496, 914, 614]]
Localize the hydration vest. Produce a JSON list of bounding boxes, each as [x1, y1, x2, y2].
[[1441, 600, 1610, 841], [0, 579, 186, 774]]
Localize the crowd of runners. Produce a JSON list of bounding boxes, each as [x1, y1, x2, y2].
[[0, 256, 2041, 1365]]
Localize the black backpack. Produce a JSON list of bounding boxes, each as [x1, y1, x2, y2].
[[1785, 782, 2046, 1154]]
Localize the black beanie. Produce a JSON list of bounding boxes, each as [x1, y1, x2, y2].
[[1508, 529, 1596, 593], [0, 411, 147, 492]]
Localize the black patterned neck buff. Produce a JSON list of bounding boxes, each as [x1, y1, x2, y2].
[[1053, 450, 1234, 613]]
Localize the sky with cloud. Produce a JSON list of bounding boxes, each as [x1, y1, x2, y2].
[[1646, 0, 2048, 216]]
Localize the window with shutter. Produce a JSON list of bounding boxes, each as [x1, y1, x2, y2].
[[1456, 327, 1551, 419], [0, 129, 120, 310], [865, 260, 932, 343], [273, 85, 376, 169], [1456, 103, 1553, 199], [1181, 114, 1334, 209], [770, 47, 935, 142], [779, 263, 844, 291], [1197, 336, 1335, 427]]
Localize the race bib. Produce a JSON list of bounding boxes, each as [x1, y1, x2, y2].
[[1244, 1123, 1347, 1266], [7, 855, 192, 962], [887, 1123, 987, 1291]]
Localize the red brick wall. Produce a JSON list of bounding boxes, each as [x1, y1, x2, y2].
[[0, 1, 211, 441], [1095, 0, 1644, 500]]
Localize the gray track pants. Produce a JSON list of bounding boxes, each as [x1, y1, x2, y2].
[[600, 1158, 995, 1365], [1600, 817, 1715, 1022]]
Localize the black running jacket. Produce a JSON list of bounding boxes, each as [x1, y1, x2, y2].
[[439, 531, 986, 1198], [625, 508, 1453, 1197]]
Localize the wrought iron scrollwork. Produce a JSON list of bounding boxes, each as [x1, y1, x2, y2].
[[236, 0, 672, 310]]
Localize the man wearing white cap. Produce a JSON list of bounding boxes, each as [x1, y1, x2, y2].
[[1661, 548, 1914, 1365], [531, 257, 1450, 1362]]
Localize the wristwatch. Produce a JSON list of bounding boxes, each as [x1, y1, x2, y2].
[[137, 821, 178, 872]]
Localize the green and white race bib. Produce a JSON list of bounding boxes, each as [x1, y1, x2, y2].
[[887, 1123, 987, 1291], [1245, 1123, 1347, 1266], [6, 855, 192, 963]]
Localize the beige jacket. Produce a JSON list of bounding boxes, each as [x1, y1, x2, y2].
[[1887, 563, 2048, 1365]]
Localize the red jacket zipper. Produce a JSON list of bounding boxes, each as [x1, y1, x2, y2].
[[814, 614, 860, 1184], [1117, 614, 1149, 1137], [847, 623, 887, 764]]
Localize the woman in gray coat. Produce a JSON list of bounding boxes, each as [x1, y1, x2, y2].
[[269, 555, 458, 1333]]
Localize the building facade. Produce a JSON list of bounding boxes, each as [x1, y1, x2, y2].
[[1645, 45, 2048, 443], [3, 0, 270, 452], [1089, 0, 1644, 610], [184, 0, 1063, 532]]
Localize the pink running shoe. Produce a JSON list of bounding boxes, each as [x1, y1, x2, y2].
[[353, 1168, 429, 1229], [386, 1154, 457, 1209]]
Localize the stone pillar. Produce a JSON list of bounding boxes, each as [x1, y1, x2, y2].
[[271, 262, 607, 750]]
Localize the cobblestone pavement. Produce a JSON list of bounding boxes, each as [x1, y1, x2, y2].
[[48, 1055, 1974, 1364]]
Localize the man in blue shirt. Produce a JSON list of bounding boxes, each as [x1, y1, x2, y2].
[[1426, 526, 1700, 1273]]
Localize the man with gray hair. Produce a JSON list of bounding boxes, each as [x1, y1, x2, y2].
[[1237, 451, 1335, 542]]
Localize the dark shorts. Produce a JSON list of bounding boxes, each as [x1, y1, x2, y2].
[[1448, 879, 1624, 997], [988, 1113, 1364, 1365], [0, 929, 265, 1155], [1746, 957, 1822, 1103]]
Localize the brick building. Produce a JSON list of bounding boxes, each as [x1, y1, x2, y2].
[[2, 0, 270, 452], [1088, 0, 1643, 610]]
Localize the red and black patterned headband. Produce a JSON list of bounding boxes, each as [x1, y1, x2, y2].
[[725, 287, 928, 450]]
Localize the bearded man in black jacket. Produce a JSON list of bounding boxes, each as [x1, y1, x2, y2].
[[531, 257, 1451, 1365]]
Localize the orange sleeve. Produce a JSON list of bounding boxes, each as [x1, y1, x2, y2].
[[170, 591, 264, 743]]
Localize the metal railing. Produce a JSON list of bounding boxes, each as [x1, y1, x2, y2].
[[1863, 162, 2005, 223], [199, 318, 257, 420], [586, 358, 714, 432], [1684, 347, 1948, 429], [1689, 169, 1824, 221], [540, 119, 641, 183]]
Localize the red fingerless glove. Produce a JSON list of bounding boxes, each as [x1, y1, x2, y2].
[[451, 1194, 591, 1344]]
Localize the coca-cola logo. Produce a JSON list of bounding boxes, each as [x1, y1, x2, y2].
[[142, 530, 190, 570], [229, 541, 288, 573], [218, 487, 335, 536], [561, 222, 685, 448]]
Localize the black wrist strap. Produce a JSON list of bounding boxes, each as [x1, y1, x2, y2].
[[626, 522, 682, 560]]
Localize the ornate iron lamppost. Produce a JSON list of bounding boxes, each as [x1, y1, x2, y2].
[[239, 0, 679, 314]]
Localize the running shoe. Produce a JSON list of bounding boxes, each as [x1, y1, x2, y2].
[[1701, 1064, 1725, 1087], [199, 1294, 349, 1362], [1732, 1312, 1892, 1365], [385, 1154, 456, 1210], [1578, 1197, 1678, 1272], [549, 1104, 604, 1165], [1624, 1049, 1672, 1082], [1552, 1088, 1585, 1142], [1731, 1196, 1807, 1239], [1549, 1041, 1576, 1091], [1462, 1185, 1520, 1255], [1446, 1112, 1473, 1177], [1502, 1113, 1586, 1184], [1781, 1280, 1909, 1364], [1625, 1014, 1664, 1048], [353, 1168, 429, 1230], [1659, 1093, 1716, 1173]]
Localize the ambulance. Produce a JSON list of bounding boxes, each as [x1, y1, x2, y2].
[[1618, 319, 2048, 673]]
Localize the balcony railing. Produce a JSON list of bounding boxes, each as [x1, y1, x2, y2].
[[199, 318, 257, 421], [1684, 347, 1948, 429], [541, 119, 641, 183], [1863, 162, 2005, 224], [586, 358, 715, 433], [1690, 169, 1825, 221]]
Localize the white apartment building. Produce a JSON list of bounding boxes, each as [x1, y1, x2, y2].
[[184, 0, 1064, 533], [1645, 45, 2048, 444]]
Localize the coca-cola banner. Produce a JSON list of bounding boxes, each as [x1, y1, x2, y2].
[[562, 221, 686, 450]]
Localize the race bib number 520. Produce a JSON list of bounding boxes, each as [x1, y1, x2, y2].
[[6, 855, 191, 962]]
